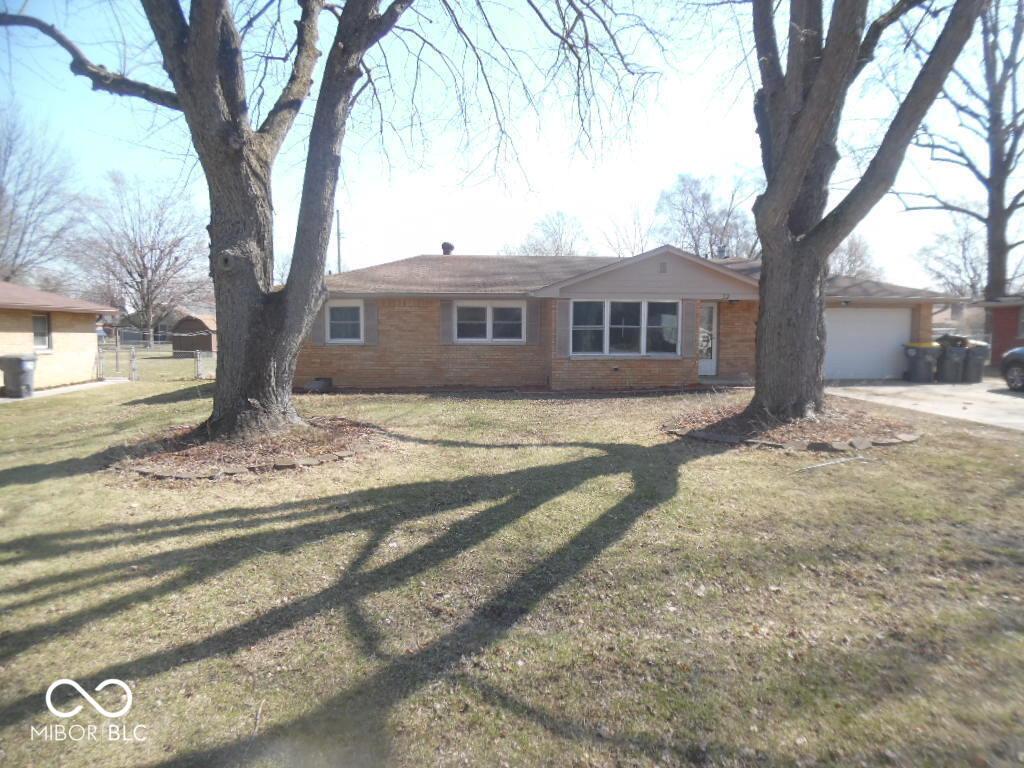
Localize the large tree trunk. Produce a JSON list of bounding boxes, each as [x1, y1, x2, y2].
[[749, 229, 829, 418], [203, 153, 311, 439], [207, 273, 306, 438]]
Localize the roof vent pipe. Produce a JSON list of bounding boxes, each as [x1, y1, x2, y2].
[[441, 242, 454, 255]]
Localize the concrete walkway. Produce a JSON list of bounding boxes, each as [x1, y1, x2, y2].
[[828, 377, 1024, 433], [0, 378, 128, 405]]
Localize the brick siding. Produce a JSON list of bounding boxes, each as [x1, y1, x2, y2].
[[549, 355, 698, 389], [713, 300, 757, 381], [0, 309, 99, 389], [296, 297, 702, 390], [296, 298, 552, 389], [910, 304, 934, 343], [295, 296, 935, 390]]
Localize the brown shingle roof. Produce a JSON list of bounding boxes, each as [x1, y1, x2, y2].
[[0, 282, 117, 314], [325, 254, 618, 294], [174, 314, 217, 331], [825, 275, 956, 301], [325, 253, 955, 302], [718, 259, 958, 301]]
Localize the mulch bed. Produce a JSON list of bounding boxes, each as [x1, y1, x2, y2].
[[665, 395, 921, 452], [115, 416, 380, 480]]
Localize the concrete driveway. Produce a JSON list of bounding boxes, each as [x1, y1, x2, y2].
[[828, 377, 1024, 432]]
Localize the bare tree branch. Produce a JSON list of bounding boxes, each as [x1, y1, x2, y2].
[[0, 12, 180, 109], [257, 0, 324, 154], [804, 0, 986, 257], [896, 192, 990, 222]]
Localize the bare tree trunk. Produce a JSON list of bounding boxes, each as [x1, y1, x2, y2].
[[986, 177, 1009, 302], [144, 307, 155, 349], [750, 229, 828, 418], [203, 151, 307, 439], [744, 0, 982, 420], [0, 2, 720, 439], [207, 286, 304, 437]]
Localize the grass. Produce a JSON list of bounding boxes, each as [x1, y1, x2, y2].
[[0, 373, 1022, 767]]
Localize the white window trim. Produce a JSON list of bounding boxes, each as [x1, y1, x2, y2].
[[454, 300, 526, 344], [569, 299, 682, 358], [1018, 308, 1024, 338], [32, 313, 52, 351], [325, 299, 364, 344]]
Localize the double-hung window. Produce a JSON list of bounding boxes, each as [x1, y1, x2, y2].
[[571, 301, 605, 354], [326, 300, 363, 343], [609, 301, 642, 353], [32, 314, 51, 350], [646, 302, 680, 353], [570, 300, 680, 356], [455, 302, 525, 342]]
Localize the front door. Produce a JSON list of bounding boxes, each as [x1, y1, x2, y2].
[[699, 302, 717, 376]]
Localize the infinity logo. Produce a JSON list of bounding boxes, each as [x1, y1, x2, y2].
[[45, 679, 133, 719]]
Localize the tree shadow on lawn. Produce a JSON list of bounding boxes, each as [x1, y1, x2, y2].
[[124, 382, 215, 406], [0, 433, 738, 763], [2, 431, 1017, 766]]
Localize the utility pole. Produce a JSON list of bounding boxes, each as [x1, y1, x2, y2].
[[335, 209, 343, 273]]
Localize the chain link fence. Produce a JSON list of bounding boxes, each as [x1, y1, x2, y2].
[[96, 343, 216, 382]]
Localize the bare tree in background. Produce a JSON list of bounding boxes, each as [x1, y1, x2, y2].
[[0, 108, 80, 283], [77, 174, 207, 348], [505, 212, 590, 257], [902, 0, 1024, 306], [740, 0, 984, 419], [655, 174, 759, 260], [602, 207, 653, 258], [0, 3, 654, 437], [827, 234, 880, 278], [274, 252, 293, 287], [918, 215, 1024, 297]]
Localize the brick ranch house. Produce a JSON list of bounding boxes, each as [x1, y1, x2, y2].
[[975, 294, 1024, 363], [296, 245, 949, 391]]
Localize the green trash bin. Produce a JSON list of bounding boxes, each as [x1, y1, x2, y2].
[[0, 354, 37, 398], [904, 343, 940, 383], [962, 342, 990, 383]]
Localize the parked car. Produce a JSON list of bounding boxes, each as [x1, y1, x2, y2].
[[1002, 346, 1024, 391]]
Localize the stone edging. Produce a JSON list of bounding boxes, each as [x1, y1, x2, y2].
[[128, 451, 354, 480], [665, 430, 921, 452]]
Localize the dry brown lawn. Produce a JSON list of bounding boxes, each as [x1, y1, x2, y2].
[[0, 378, 1022, 767]]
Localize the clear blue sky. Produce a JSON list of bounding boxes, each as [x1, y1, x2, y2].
[[2, 1, 981, 288]]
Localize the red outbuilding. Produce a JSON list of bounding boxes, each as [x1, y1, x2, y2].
[[976, 295, 1024, 363]]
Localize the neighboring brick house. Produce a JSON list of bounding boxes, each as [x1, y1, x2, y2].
[[0, 282, 116, 390], [975, 294, 1024, 363], [296, 245, 949, 391]]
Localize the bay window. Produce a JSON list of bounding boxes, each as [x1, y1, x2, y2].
[[570, 299, 680, 356]]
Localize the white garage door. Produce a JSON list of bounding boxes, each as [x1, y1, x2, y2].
[[824, 307, 912, 380]]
